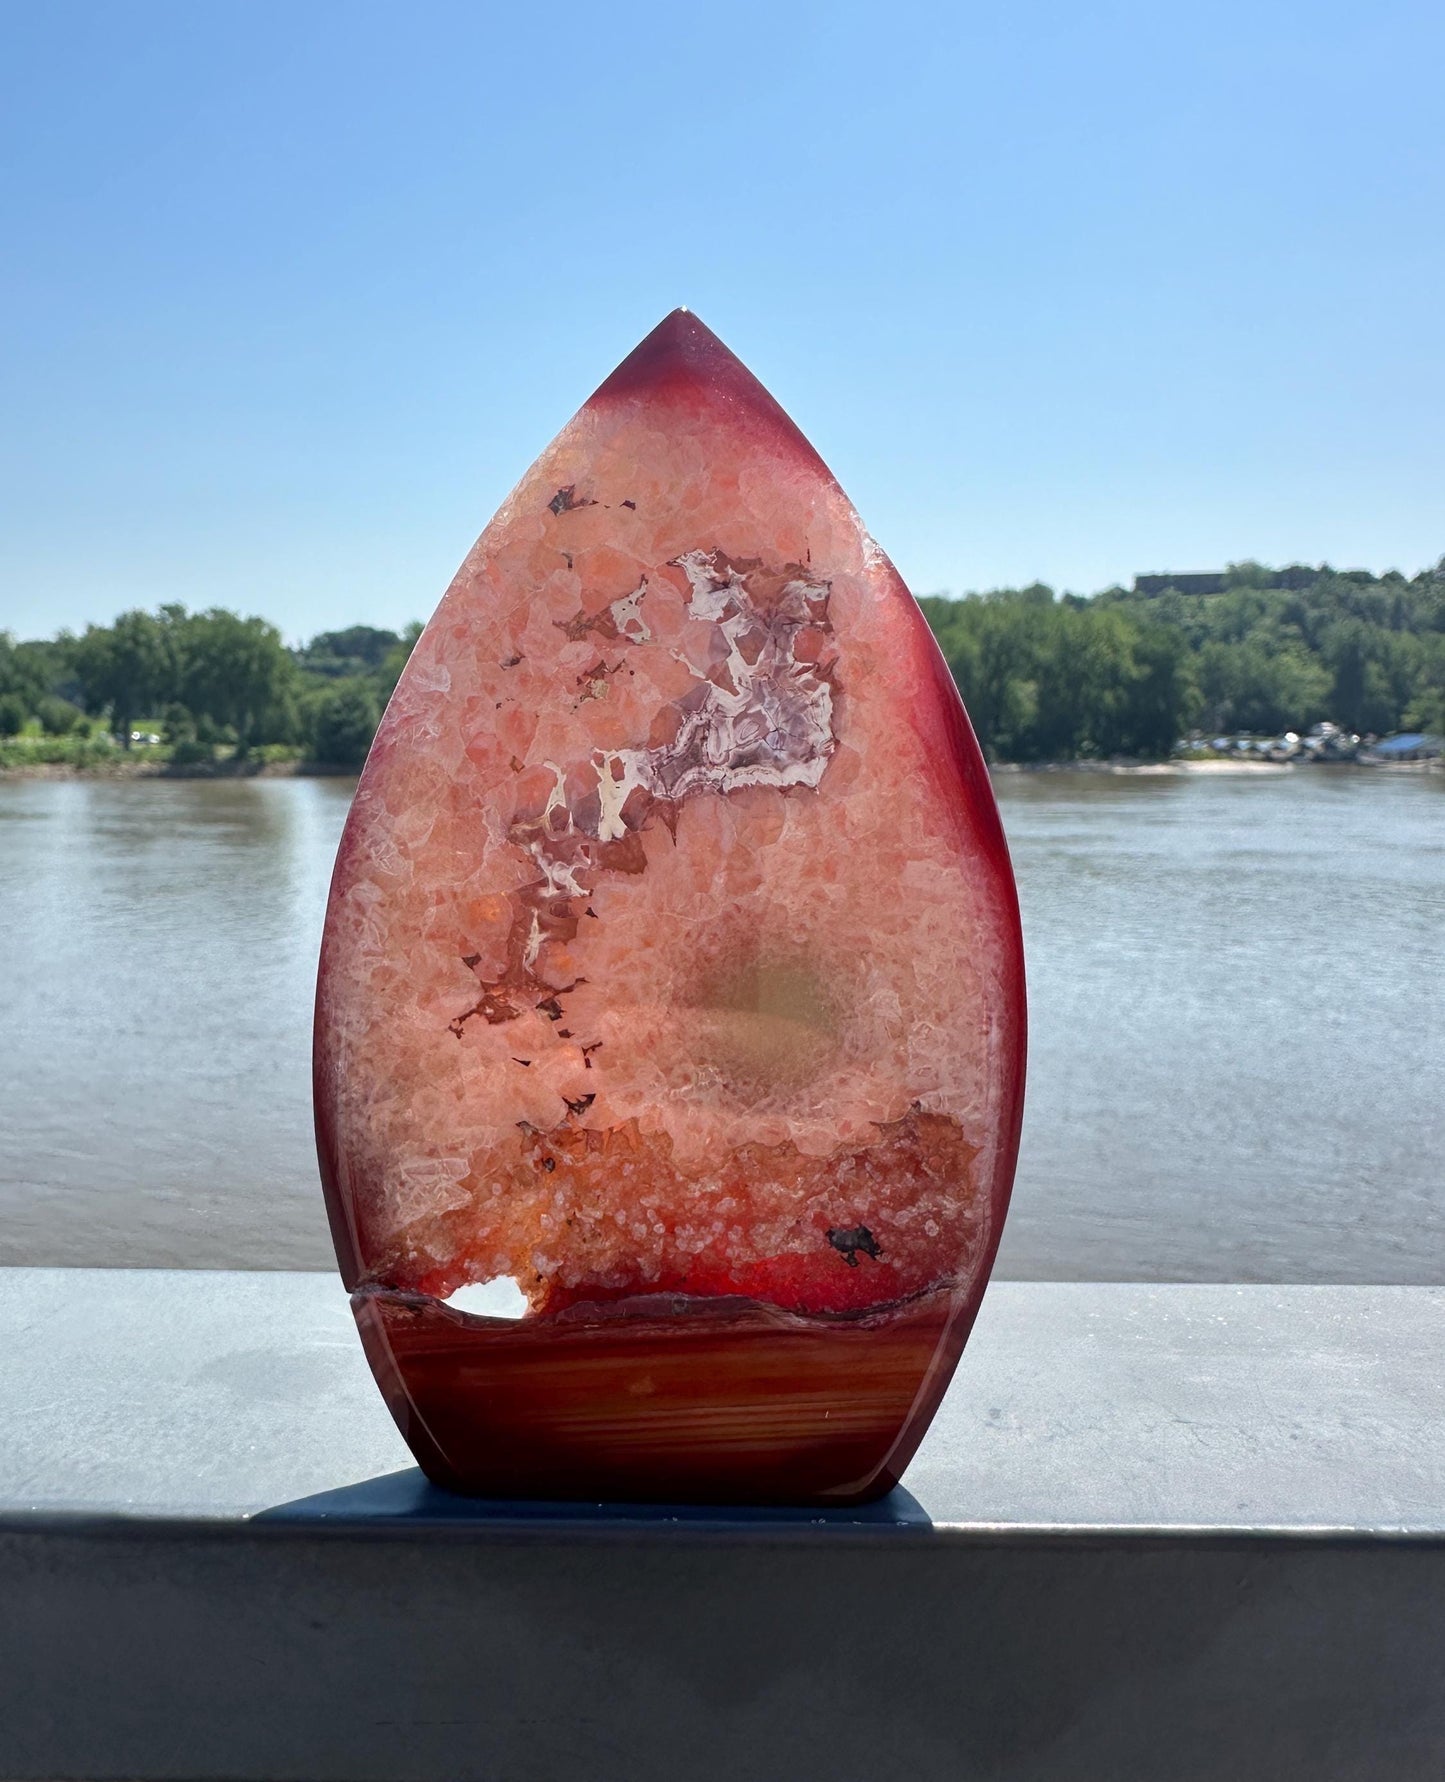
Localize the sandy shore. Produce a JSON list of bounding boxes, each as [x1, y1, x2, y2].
[[993, 758, 1292, 777], [991, 757, 1440, 776]]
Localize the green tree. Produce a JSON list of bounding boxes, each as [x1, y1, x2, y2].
[[0, 634, 49, 710], [1119, 618, 1199, 755], [1223, 560, 1275, 591], [933, 593, 1046, 760], [36, 696, 84, 736], [180, 609, 299, 747], [1324, 619, 1376, 732], [310, 681, 379, 766], [924, 590, 1194, 761], [1402, 634, 1445, 734], [297, 626, 403, 677], [72, 610, 177, 746], [0, 692, 28, 736], [1196, 638, 1331, 734], [376, 620, 424, 702]]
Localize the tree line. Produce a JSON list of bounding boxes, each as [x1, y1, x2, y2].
[[0, 607, 420, 766], [2, 558, 1442, 767], [922, 558, 1445, 760]]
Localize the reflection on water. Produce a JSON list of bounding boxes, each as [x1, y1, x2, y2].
[[2, 769, 1442, 1281]]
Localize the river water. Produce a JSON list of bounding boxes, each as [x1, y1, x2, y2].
[[1, 769, 1441, 1281]]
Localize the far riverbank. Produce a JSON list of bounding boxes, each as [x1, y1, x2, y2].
[[0, 755, 356, 781], [3, 756, 1438, 782], [992, 757, 1443, 776]]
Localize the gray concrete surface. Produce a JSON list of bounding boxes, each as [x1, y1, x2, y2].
[[5, 1269, 1444, 1529], [3, 1270, 1444, 1780]]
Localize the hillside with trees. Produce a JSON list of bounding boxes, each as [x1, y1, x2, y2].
[[2, 558, 1442, 769], [924, 559, 1445, 760]]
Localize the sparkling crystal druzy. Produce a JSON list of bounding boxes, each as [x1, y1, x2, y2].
[[315, 312, 1025, 1503]]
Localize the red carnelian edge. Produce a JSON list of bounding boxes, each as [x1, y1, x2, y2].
[[588, 308, 833, 480]]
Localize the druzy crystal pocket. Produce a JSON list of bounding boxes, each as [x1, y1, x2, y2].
[[314, 312, 1025, 1502]]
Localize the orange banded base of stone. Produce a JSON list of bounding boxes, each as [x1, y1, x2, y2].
[[352, 1283, 964, 1505]]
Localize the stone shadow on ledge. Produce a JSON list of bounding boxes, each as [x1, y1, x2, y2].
[[256, 1467, 933, 1531]]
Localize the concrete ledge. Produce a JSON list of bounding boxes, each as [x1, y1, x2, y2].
[[3, 1270, 1444, 1779]]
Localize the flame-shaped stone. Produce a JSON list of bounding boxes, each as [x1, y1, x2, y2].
[[315, 311, 1026, 1502]]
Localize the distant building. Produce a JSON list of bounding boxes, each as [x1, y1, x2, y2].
[[1133, 573, 1227, 596], [1133, 565, 1327, 597]]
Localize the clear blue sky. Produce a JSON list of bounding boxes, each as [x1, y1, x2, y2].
[[2, 0, 1440, 643]]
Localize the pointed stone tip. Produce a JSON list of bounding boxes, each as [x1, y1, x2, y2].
[[586, 310, 833, 481], [588, 309, 740, 406]]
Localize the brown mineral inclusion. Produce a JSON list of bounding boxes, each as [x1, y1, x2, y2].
[[314, 311, 1026, 1503]]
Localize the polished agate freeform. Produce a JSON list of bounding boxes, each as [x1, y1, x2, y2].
[[314, 311, 1025, 1503]]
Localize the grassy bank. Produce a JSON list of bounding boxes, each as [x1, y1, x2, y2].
[[0, 735, 350, 777]]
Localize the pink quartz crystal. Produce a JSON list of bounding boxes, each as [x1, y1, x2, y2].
[[315, 311, 1025, 1502]]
